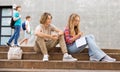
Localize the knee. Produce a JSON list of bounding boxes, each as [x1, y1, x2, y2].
[[59, 34, 64, 39], [36, 37, 45, 42], [85, 34, 95, 39]]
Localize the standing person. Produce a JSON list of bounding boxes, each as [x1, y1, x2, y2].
[[6, 6, 22, 47], [64, 13, 116, 62], [34, 12, 77, 62], [19, 16, 31, 45]]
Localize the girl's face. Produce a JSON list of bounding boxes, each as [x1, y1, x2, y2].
[[45, 15, 52, 25], [73, 16, 80, 26], [18, 7, 21, 12]]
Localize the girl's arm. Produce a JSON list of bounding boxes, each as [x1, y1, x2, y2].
[[71, 32, 83, 42], [13, 16, 21, 21], [25, 21, 30, 33], [64, 28, 74, 44], [13, 13, 21, 21]]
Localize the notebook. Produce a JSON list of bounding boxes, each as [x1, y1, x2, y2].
[[75, 37, 87, 48]]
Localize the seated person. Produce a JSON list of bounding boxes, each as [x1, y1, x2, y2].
[[34, 12, 77, 62], [64, 13, 116, 62]]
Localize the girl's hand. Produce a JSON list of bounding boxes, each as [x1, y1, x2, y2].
[[78, 32, 83, 36], [72, 32, 83, 42]]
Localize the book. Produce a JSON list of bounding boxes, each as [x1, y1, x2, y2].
[[75, 37, 87, 48]]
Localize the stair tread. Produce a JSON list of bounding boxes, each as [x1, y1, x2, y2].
[[0, 59, 120, 62], [1, 52, 120, 54], [0, 52, 119, 60], [0, 46, 120, 53]]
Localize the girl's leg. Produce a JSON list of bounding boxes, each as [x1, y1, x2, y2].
[[8, 26, 18, 44], [67, 42, 87, 54], [14, 26, 21, 46], [85, 34, 115, 62], [19, 38, 26, 45], [25, 39, 28, 45]]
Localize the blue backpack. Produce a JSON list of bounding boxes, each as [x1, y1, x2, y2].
[[22, 22, 26, 30]]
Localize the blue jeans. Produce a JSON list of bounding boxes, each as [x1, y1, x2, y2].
[[8, 25, 21, 45], [67, 34, 106, 61]]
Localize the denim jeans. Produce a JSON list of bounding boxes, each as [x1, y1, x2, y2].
[[8, 25, 21, 45], [67, 34, 106, 61]]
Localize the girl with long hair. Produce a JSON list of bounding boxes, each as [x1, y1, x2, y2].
[[64, 13, 116, 62]]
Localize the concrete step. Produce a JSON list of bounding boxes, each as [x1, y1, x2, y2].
[[0, 52, 119, 61], [0, 69, 120, 72], [0, 46, 120, 53], [0, 59, 120, 70], [0, 46, 120, 70]]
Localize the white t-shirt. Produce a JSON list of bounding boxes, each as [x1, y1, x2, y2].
[[25, 20, 30, 33]]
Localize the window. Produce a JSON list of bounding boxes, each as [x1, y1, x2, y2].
[[0, 6, 12, 45]]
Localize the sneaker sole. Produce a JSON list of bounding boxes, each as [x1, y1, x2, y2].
[[63, 59, 77, 62]]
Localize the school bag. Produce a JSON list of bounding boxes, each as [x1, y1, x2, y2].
[[10, 18, 15, 29], [7, 46, 23, 60], [22, 22, 26, 30]]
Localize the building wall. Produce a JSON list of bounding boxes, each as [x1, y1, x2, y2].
[[0, 0, 120, 48]]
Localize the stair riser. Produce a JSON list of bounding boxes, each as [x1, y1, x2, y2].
[[0, 46, 120, 70], [0, 60, 120, 70], [0, 53, 119, 61]]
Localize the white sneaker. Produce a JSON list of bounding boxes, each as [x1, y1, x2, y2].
[[101, 58, 116, 62], [101, 55, 116, 62], [63, 54, 77, 62], [43, 55, 49, 62]]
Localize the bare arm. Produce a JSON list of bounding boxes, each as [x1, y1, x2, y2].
[[26, 23, 28, 32], [71, 32, 83, 42], [35, 30, 52, 39], [35, 29, 58, 40], [55, 28, 63, 35]]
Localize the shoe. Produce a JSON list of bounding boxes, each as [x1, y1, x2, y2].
[[101, 55, 116, 62], [63, 54, 77, 62], [6, 43, 11, 47], [101, 58, 116, 62], [14, 45, 20, 47], [43, 55, 49, 62]]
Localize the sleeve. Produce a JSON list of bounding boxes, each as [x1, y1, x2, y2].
[[25, 21, 29, 27], [13, 12, 19, 19], [25, 21, 28, 25], [64, 28, 73, 44], [35, 25, 42, 33], [25, 21, 30, 32]]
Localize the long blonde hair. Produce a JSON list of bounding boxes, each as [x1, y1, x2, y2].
[[68, 13, 80, 36]]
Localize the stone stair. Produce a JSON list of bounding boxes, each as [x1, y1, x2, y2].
[[0, 46, 120, 71]]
